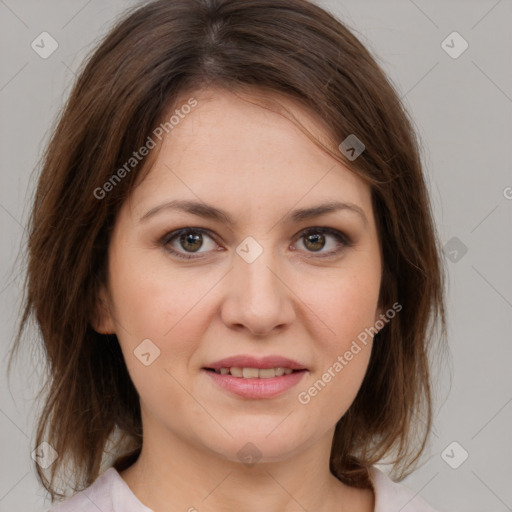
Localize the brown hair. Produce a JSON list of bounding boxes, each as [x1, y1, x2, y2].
[[9, 0, 448, 501]]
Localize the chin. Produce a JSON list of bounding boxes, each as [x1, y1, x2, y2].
[[199, 423, 313, 465]]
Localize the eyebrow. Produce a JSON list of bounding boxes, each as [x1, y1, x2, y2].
[[139, 199, 368, 228]]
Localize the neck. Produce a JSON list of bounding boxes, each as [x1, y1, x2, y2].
[[119, 424, 374, 512]]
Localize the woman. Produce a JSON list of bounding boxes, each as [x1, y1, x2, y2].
[[11, 0, 447, 510]]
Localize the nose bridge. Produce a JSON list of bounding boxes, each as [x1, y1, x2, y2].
[[235, 235, 281, 303]]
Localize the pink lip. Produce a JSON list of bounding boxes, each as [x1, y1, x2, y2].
[[203, 368, 307, 399], [205, 354, 307, 371]]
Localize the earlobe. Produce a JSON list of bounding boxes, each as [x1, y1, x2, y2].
[[91, 285, 116, 334]]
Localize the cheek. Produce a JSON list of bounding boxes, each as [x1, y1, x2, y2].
[[299, 345, 372, 429], [108, 245, 203, 339], [299, 267, 381, 347], [107, 251, 207, 419], [293, 270, 379, 411], [107, 246, 220, 386]]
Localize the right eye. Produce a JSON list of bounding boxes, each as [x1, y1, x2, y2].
[[159, 228, 221, 260]]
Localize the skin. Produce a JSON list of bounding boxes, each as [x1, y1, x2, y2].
[[94, 87, 383, 512]]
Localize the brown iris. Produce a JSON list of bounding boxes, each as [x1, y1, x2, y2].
[[303, 232, 325, 252], [179, 231, 203, 252]]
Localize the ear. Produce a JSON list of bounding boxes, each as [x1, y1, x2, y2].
[[91, 284, 116, 334]]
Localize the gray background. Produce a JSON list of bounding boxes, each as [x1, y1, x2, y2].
[[1, 0, 511, 511]]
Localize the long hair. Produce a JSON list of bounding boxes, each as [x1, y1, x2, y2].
[[9, 0, 447, 501]]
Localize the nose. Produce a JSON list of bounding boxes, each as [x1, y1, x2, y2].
[[220, 243, 296, 337]]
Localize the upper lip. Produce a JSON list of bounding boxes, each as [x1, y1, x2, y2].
[[205, 355, 308, 371]]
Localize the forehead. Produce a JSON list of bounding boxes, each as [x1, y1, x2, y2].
[[128, 87, 373, 225]]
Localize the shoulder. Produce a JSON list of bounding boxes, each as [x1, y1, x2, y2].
[[48, 467, 152, 512], [48, 468, 117, 512], [369, 466, 441, 512]]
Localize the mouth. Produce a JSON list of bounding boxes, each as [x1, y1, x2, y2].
[[202, 354, 308, 398], [202, 366, 307, 399], [204, 367, 305, 378]]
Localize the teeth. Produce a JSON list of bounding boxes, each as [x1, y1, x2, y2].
[[213, 367, 296, 378], [259, 368, 277, 379], [230, 367, 243, 377], [242, 367, 259, 378]]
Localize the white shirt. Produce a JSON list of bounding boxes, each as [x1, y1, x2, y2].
[[48, 466, 440, 512]]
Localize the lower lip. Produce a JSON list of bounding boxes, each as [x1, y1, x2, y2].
[[203, 369, 307, 399]]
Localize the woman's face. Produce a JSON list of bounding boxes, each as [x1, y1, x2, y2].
[[98, 88, 383, 464]]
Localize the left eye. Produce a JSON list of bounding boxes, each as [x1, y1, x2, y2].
[[160, 227, 351, 260], [293, 227, 350, 257]]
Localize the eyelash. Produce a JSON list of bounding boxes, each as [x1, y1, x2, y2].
[[158, 227, 353, 261]]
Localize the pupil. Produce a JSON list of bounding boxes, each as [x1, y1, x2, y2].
[[305, 233, 324, 252], [181, 232, 202, 252]]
